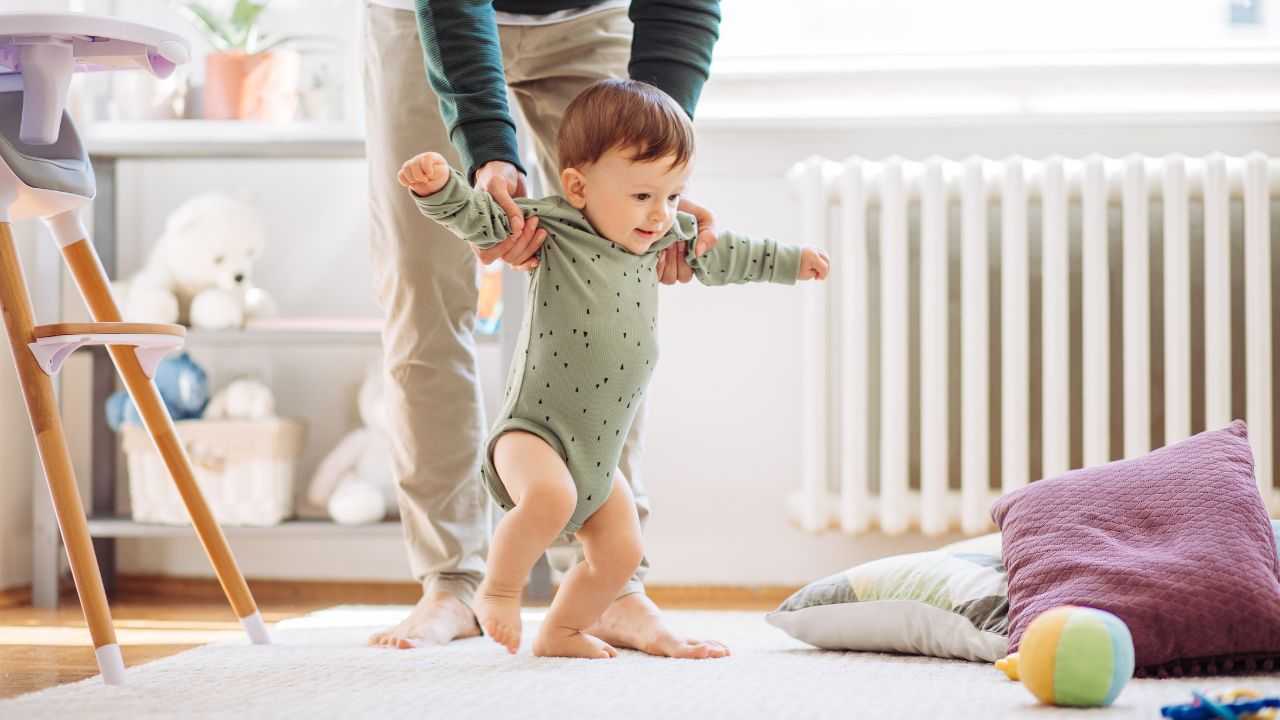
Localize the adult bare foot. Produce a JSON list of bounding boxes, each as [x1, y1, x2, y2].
[[368, 591, 480, 649], [533, 625, 617, 659], [474, 582, 523, 654], [587, 592, 730, 659]]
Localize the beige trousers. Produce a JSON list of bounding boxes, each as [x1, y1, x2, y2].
[[362, 3, 649, 608]]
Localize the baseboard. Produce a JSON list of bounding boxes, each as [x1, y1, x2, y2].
[[3, 576, 798, 609], [116, 575, 424, 605], [0, 585, 32, 609], [114, 574, 796, 609], [644, 584, 795, 609]]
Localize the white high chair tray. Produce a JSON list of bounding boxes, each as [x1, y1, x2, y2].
[[0, 12, 188, 79], [29, 331, 183, 378]]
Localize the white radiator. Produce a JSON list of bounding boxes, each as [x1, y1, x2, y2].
[[789, 154, 1280, 536]]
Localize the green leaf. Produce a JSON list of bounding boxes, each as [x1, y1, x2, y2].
[[230, 0, 270, 37], [174, 2, 235, 51]]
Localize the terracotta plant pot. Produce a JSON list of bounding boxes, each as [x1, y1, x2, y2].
[[203, 49, 301, 122], [203, 50, 250, 120]]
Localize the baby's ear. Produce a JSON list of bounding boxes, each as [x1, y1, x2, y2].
[[560, 167, 588, 208]]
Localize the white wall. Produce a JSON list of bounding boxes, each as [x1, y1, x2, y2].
[[718, 0, 1280, 57]]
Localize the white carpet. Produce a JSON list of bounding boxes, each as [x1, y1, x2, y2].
[[4, 606, 1279, 719]]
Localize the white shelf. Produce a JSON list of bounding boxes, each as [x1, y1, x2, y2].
[[87, 516, 402, 538], [84, 120, 366, 159], [181, 318, 501, 347], [186, 318, 382, 347]]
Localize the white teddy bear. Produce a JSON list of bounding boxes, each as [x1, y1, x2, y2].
[[307, 363, 397, 525], [205, 377, 276, 420], [114, 193, 277, 329]]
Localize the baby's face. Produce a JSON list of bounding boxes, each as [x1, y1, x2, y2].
[[564, 147, 692, 254]]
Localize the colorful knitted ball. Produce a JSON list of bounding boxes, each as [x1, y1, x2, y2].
[[1019, 605, 1135, 707]]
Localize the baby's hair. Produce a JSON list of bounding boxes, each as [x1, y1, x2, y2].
[[557, 79, 695, 172]]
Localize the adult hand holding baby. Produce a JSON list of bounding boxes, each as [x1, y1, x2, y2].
[[397, 156, 547, 272], [473, 160, 546, 272], [656, 195, 718, 285]]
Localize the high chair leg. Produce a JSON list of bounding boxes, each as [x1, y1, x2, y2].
[[0, 222, 126, 684], [57, 235, 269, 644]]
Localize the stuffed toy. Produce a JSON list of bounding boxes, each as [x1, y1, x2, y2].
[[108, 360, 276, 431], [106, 351, 209, 430], [112, 192, 277, 329], [307, 363, 396, 525], [204, 377, 275, 420]]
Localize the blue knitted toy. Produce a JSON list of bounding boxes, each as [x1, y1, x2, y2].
[[105, 351, 209, 430]]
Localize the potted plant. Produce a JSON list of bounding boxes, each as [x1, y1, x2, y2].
[[175, 0, 309, 122]]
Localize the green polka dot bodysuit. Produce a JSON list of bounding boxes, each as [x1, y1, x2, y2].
[[414, 169, 803, 535]]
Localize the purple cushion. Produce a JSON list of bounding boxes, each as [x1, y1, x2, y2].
[[992, 420, 1280, 676]]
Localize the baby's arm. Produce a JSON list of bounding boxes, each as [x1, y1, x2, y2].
[[687, 228, 829, 286], [399, 151, 521, 250]]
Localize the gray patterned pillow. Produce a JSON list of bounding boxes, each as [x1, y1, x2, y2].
[[766, 533, 1008, 661]]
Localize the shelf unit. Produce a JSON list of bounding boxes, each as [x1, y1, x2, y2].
[[85, 516, 403, 539], [186, 325, 384, 346], [29, 121, 523, 608]]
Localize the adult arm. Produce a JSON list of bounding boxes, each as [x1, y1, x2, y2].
[[414, 0, 525, 184], [628, 0, 721, 118]]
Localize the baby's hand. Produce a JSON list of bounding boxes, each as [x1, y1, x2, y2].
[[398, 151, 451, 197], [798, 247, 831, 281]]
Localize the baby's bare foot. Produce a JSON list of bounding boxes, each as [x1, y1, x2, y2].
[[533, 626, 618, 659], [475, 584, 523, 654]]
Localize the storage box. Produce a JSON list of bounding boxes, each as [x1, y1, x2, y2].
[[122, 419, 305, 526]]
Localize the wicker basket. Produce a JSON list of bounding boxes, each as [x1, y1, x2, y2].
[[122, 419, 305, 526]]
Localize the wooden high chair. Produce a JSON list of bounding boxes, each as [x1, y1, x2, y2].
[[0, 13, 268, 686]]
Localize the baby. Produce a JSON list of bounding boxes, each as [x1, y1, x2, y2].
[[399, 79, 829, 659]]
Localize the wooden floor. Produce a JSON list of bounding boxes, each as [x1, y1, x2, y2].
[[0, 582, 790, 700], [0, 596, 321, 700]]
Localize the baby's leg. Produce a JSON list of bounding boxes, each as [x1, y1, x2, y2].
[[480, 431, 577, 654], [533, 472, 643, 659]]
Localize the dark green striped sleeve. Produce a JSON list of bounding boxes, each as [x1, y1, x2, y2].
[[415, 1, 526, 183], [628, 0, 721, 117]]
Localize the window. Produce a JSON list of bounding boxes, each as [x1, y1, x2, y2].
[[714, 0, 1278, 63]]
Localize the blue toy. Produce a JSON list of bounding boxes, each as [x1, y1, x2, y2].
[[105, 351, 209, 430], [1161, 689, 1280, 720]]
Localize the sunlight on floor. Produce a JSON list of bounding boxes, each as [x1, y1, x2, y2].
[[272, 605, 548, 630], [0, 624, 242, 647], [0, 606, 551, 647]]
